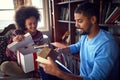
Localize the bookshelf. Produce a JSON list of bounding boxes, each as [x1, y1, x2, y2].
[[99, 0, 120, 38], [49, 0, 86, 45], [49, 0, 120, 46], [49, 0, 85, 74], [99, 0, 120, 24]]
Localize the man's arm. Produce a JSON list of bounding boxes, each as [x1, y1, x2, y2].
[[39, 57, 83, 80], [56, 47, 70, 55], [56, 68, 83, 80]]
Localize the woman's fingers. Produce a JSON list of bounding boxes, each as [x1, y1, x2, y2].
[[13, 35, 25, 42]]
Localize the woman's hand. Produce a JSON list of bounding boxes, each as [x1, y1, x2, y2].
[[13, 35, 25, 42]]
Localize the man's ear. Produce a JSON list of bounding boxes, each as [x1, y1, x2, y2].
[[91, 16, 97, 24]]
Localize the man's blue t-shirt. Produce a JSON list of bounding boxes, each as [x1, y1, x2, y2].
[[69, 29, 119, 80]]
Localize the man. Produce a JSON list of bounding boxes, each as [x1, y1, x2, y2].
[[39, 2, 120, 80]]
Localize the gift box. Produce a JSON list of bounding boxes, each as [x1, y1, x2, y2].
[[17, 48, 41, 73], [17, 47, 58, 73], [7, 32, 40, 73], [7, 33, 34, 53]]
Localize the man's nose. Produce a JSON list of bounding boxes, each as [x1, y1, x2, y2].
[[75, 21, 79, 28], [75, 23, 80, 28]]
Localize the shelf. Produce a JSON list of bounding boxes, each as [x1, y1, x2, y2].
[[58, 20, 75, 24], [57, 0, 84, 5], [58, 20, 70, 23], [51, 0, 85, 44], [99, 24, 120, 27], [70, 21, 76, 24], [57, 1, 70, 5], [69, 0, 84, 3]]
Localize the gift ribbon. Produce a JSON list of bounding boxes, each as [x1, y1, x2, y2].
[[33, 52, 38, 70], [18, 51, 22, 68]]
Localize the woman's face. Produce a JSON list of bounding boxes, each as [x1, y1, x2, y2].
[[25, 16, 38, 34]]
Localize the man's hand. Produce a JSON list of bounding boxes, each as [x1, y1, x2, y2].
[[55, 47, 70, 55], [39, 57, 61, 76], [39, 57, 82, 80]]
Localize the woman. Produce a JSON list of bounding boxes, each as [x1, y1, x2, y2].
[[0, 6, 45, 78]]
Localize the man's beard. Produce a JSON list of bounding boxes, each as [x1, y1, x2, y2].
[[77, 25, 92, 35]]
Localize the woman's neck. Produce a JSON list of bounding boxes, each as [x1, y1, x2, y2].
[[25, 30, 37, 36]]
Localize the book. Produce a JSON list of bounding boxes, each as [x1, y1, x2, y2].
[[60, 7, 66, 20], [108, 10, 120, 23], [36, 47, 58, 63], [112, 0, 120, 3], [36, 56, 50, 64], [65, 8, 69, 20], [66, 34, 70, 44], [114, 17, 120, 24], [105, 2, 112, 21], [101, 3, 108, 23], [60, 7, 69, 20], [62, 31, 69, 42], [61, 31, 70, 44], [105, 6, 120, 23]]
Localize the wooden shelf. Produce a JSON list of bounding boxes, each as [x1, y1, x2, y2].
[[58, 20, 75, 24], [57, 0, 84, 5], [50, 0, 85, 44], [58, 20, 70, 23], [49, 0, 120, 45], [99, 24, 120, 28]]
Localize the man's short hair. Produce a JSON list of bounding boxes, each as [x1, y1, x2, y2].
[[74, 2, 100, 23]]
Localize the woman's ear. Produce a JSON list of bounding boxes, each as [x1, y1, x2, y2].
[[91, 16, 97, 24]]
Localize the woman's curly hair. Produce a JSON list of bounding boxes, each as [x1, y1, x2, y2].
[[15, 6, 40, 30]]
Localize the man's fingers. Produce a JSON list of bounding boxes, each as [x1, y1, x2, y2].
[[39, 63, 48, 72], [47, 57, 51, 60], [39, 63, 45, 68], [47, 57, 54, 64]]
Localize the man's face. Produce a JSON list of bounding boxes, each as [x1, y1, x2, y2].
[[74, 13, 93, 35]]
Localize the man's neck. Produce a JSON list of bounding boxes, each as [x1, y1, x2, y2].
[[87, 25, 100, 40]]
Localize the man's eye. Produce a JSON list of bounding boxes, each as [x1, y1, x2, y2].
[[78, 20, 82, 23]]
